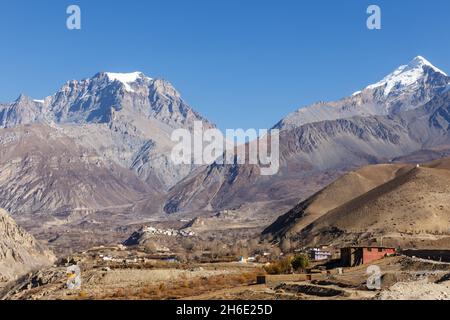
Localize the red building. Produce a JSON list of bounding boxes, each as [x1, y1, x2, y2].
[[340, 247, 396, 267]]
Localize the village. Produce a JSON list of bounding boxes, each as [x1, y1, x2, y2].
[[2, 215, 450, 301], [4, 221, 448, 301]]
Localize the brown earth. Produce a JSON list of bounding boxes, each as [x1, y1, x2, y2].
[[264, 157, 450, 249]]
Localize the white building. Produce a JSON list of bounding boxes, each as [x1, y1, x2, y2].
[[308, 248, 332, 261]]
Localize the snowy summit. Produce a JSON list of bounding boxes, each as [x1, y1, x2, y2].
[[105, 72, 152, 92], [366, 56, 447, 96]]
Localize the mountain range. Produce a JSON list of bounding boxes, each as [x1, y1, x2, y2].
[[164, 56, 450, 218], [1, 55, 450, 254], [0, 72, 213, 221], [275, 56, 449, 129]]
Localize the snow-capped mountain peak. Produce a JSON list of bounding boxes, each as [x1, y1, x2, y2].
[[105, 71, 152, 92], [409, 55, 447, 75], [366, 56, 447, 96], [275, 56, 449, 130]]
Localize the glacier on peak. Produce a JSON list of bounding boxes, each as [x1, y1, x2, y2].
[[105, 72, 152, 92], [365, 56, 447, 96], [275, 56, 449, 130]]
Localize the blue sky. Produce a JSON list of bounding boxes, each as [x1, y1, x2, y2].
[[1, 0, 449, 131]]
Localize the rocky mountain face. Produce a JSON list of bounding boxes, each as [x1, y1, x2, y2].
[[0, 208, 55, 282], [0, 125, 154, 218], [0, 72, 213, 189], [163, 57, 450, 216], [0, 72, 214, 219], [9, 72, 210, 129], [0, 95, 45, 128]]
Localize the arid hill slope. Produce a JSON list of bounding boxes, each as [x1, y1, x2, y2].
[[263, 164, 414, 239], [264, 158, 450, 248]]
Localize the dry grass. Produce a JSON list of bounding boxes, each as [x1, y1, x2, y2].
[[98, 271, 260, 300]]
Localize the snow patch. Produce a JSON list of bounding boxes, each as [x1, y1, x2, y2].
[[105, 72, 151, 92], [33, 99, 45, 104]]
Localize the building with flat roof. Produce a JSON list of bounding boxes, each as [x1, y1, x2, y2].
[[340, 247, 396, 267], [308, 248, 332, 261]]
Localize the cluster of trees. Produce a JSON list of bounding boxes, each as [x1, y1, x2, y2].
[[177, 237, 284, 262], [141, 233, 300, 265], [264, 254, 310, 275]]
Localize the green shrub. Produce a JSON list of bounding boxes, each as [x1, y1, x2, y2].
[[264, 256, 293, 275], [291, 254, 310, 271]]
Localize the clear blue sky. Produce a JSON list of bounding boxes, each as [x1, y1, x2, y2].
[[1, 0, 449, 131]]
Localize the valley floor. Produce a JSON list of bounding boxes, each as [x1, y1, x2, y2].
[[2, 255, 450, 300]]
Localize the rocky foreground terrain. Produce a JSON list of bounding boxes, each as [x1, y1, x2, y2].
[[2, 247, 450, 300], [0, 208, 55, 284]]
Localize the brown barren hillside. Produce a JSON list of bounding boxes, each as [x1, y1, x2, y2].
[[263, 163, 414, 239], [264, 158, 450, 248]]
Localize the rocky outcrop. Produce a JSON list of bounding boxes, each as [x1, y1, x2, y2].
[[0, 208, 55, 283]]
